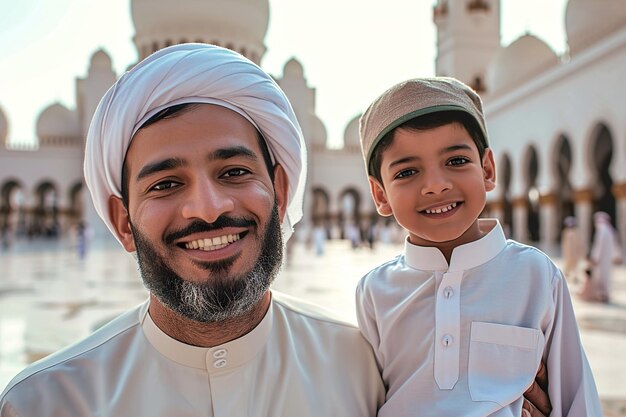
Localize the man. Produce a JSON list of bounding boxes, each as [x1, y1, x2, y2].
[[585, 211, 622, 303], [0, 44, 550, 416]]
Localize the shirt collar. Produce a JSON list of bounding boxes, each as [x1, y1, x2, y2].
[[404, 219, 506, 273], [139, 293, 273, 373]]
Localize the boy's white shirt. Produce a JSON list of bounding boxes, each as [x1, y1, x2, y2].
[[356, 219, 603, 417]]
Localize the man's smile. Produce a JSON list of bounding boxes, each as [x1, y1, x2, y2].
[[183, 233, 242, 251]]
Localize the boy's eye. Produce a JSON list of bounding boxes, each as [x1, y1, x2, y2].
[[151, 181, 181, 191], [447, 156, 470, 166], [395, 168, 417, 179]]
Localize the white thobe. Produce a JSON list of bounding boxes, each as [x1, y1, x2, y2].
[[356, 219, 602, 417], [1, 292, 384, 416], [590, 222, 621, 298]]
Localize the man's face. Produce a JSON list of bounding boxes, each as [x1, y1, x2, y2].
[[113, 104, 287, 322], [369, 122, 496, 249]]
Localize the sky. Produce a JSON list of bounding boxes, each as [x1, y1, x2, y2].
[[0, 0, 569, 148]]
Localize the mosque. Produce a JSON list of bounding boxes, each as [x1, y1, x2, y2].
[[0, 0, 625, 253]]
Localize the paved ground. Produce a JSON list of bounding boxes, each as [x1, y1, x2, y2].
[[0, 237, 624, 415]]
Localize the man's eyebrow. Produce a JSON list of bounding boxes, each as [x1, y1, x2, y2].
[[136, 157, 186, 182], [209, 146, 259, 161]]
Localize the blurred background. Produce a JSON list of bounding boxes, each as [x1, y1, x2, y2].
[[0, 0, 625, 414]]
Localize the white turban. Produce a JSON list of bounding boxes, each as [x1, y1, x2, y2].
[[84, 43, 306, 243]]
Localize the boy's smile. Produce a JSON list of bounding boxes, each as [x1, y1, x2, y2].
[[369, 122, 496, 260]]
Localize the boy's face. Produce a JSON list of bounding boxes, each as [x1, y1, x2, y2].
[[369, 122, 496, 250]]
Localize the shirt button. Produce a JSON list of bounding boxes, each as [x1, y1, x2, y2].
[[441, 334, 453, 347], [443, 286, 454, 299], [213, 359, 228, 368], [213, 348, 228, 359]]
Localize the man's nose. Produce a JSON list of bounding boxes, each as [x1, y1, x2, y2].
[[421, 170, 452, 195], [180, 179, 235, 224]]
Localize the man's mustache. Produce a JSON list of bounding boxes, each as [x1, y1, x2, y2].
[[164, 216, 257, 245]]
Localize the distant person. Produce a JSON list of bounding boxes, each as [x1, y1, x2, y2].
[[355, 77, 601, 416], [583, 211, 623, 303], [74, 221, 92, 261], [560, 216, 584, 281], [313, 222, 326, 256]]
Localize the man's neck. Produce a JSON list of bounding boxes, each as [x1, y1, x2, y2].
[[148, 291, 271, 347]]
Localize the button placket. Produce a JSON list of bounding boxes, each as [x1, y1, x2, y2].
[[209, 348, 229, 369], [434, 270, 463, 389]]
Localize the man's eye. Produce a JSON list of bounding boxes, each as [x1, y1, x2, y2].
[[223, 168, 250, 177], [448, 156, 470, 166], [395, 169, 416, 179], [152, 181, 180, 191]]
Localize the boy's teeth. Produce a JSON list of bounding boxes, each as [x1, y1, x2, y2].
[[425, 202, 457, 214], [184, 233, 241, 251]]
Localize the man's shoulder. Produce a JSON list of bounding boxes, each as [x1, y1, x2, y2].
[[272, 291, 357, 329], [1, 302, 146, 400]]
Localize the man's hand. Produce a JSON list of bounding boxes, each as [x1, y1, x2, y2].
[[522, 361, 551, 417]]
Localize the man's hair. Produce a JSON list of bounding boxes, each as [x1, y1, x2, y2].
[[368, 110, 487, 185], [120, 103, 275, 207]]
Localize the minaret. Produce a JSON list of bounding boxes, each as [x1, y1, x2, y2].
[[433, 0, 501, 94]]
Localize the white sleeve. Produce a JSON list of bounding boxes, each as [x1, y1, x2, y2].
[[355, 279, 383, 373], [544, 271, 603, 416]]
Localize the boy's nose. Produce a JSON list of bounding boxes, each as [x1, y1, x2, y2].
[[421, 171, 452, 195], [180, 179, 235, 224]]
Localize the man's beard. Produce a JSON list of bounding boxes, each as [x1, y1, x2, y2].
[[130, 204, 283, 323]]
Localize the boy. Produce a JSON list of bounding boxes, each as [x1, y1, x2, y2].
[[356, 77, 602, 416]]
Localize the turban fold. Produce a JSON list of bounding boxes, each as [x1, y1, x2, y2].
[[84, 43, 306, 243]]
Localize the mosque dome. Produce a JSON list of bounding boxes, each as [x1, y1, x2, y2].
[[0, 106, 8, 145], [284, 58, 304, 78], [343, 114, 361, 151], [89, 49, 113, 71], [310, 113, 327, 149], [565, 0, 626, 55], [131, 0, 269, 64], [36, 103, 81, 145], [487, 34, 559, 94]]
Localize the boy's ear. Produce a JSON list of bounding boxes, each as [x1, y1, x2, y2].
[[369, 176, 393, 217], [482, 148, 497, 192], [273, 163, 289, 222], [108, 195, 136, 253]]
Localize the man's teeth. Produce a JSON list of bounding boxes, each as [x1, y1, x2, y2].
[[425, 202, 457, 214], [184, 234, 241, 251]]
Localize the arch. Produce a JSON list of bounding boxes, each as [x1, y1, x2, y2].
[[68, 182, 84, 222], [310, 186, 331, 237], [523, 145, 541, 242], [32, 180, 60, 237], [551, 134, 575, 239], [337, 188, 363, 241], [589, 122, 616, 226], [1, 179, 26, 239], [499, 153, 514, 238]]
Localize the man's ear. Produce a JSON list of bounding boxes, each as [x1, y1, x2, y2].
[[482, 148, 497, 192], [108, 196, 136, 253], [369, 176, 393, 217], [273, 164, 289, 221]]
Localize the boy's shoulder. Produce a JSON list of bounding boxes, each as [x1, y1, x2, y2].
[[500, 238, 563, 280]]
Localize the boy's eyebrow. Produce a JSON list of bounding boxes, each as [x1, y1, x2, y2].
[[136, 146, 259, 182], [441, 144, 473, 154], [387, 143, 475, 168]]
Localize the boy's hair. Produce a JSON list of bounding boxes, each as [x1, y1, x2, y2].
[[368, 110, 487, 184], [359, 77, 489, 180]]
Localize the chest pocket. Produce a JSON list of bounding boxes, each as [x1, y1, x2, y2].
[[468, 321, 544, 407]]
